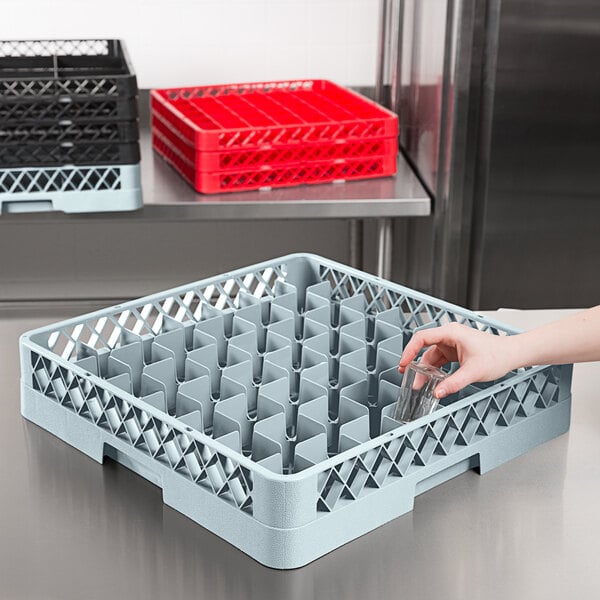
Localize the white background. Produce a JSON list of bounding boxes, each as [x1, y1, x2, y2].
[[3, 0, 381, 88]]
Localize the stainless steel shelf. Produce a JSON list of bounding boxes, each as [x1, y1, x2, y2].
[[0, 120, 430, 224], [140, 136, 431, 222]]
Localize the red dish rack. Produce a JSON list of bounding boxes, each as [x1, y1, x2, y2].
[[150, 80, 399, 194]]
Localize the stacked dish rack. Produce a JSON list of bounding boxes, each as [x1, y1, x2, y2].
[[150, 79, 399, 193], [20, 254, 572, 568], [0, 39, 142, 214]]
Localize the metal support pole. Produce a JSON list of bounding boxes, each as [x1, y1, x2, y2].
[[376, 218, 393, 280], [374, 0, 400, 284], [390, 0, 405, 115], [376, 0, 391, 104], [349, 219, 364, 270]]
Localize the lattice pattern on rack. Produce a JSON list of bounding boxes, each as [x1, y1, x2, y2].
[[0, 121, 138, 143], [216, 157, 393, 190], [165, 79, 317, 100], [0, 78, 123, 98], [220, 140, 394, 169], [0, 141, 138, 167], [0, 165, 121, 193], [29, 352, 254, 512], [153, 111, 395, 171], [319, 265, 505, 334], [0, 98, 132, 122], [317, 367, 561, 512], [153, 132, 395, 194], [39, 265, 286, 361], [218, 122, 391, 151], [0, 39, 110, 58]]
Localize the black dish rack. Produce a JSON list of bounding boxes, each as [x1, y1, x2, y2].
[[0, 39, 140, 170]]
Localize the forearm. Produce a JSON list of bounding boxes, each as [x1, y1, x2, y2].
[[505, 306, 600, 369]]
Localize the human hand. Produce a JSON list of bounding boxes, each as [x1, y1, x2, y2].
[[398, 323, 516, 399]]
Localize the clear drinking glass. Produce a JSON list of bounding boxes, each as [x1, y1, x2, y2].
[[393, 361, 449, 423]]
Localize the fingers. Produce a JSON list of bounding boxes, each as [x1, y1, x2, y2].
[[398, 327, 452, 370], [399, 324, 465, 372], [420, 346, 446, 369], [397, 324, 487, 398], [434, 366, 477, 399]]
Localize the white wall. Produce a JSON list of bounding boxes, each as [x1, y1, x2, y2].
[[3, 0, 380, 88]]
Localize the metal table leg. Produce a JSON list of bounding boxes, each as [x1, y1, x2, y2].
[[376, 217, 393, 279], [349, 219, 364, 270]]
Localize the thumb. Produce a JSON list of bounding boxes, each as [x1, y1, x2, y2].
[[435, 366, 477, 399]]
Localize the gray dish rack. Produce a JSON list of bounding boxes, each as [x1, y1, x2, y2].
[[20, 254, 572, 568]]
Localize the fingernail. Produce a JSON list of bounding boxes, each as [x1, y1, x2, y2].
[[436, 388, 447, 399]]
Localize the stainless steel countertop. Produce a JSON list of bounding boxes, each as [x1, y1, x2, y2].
[[1, 307, 598, 599]]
